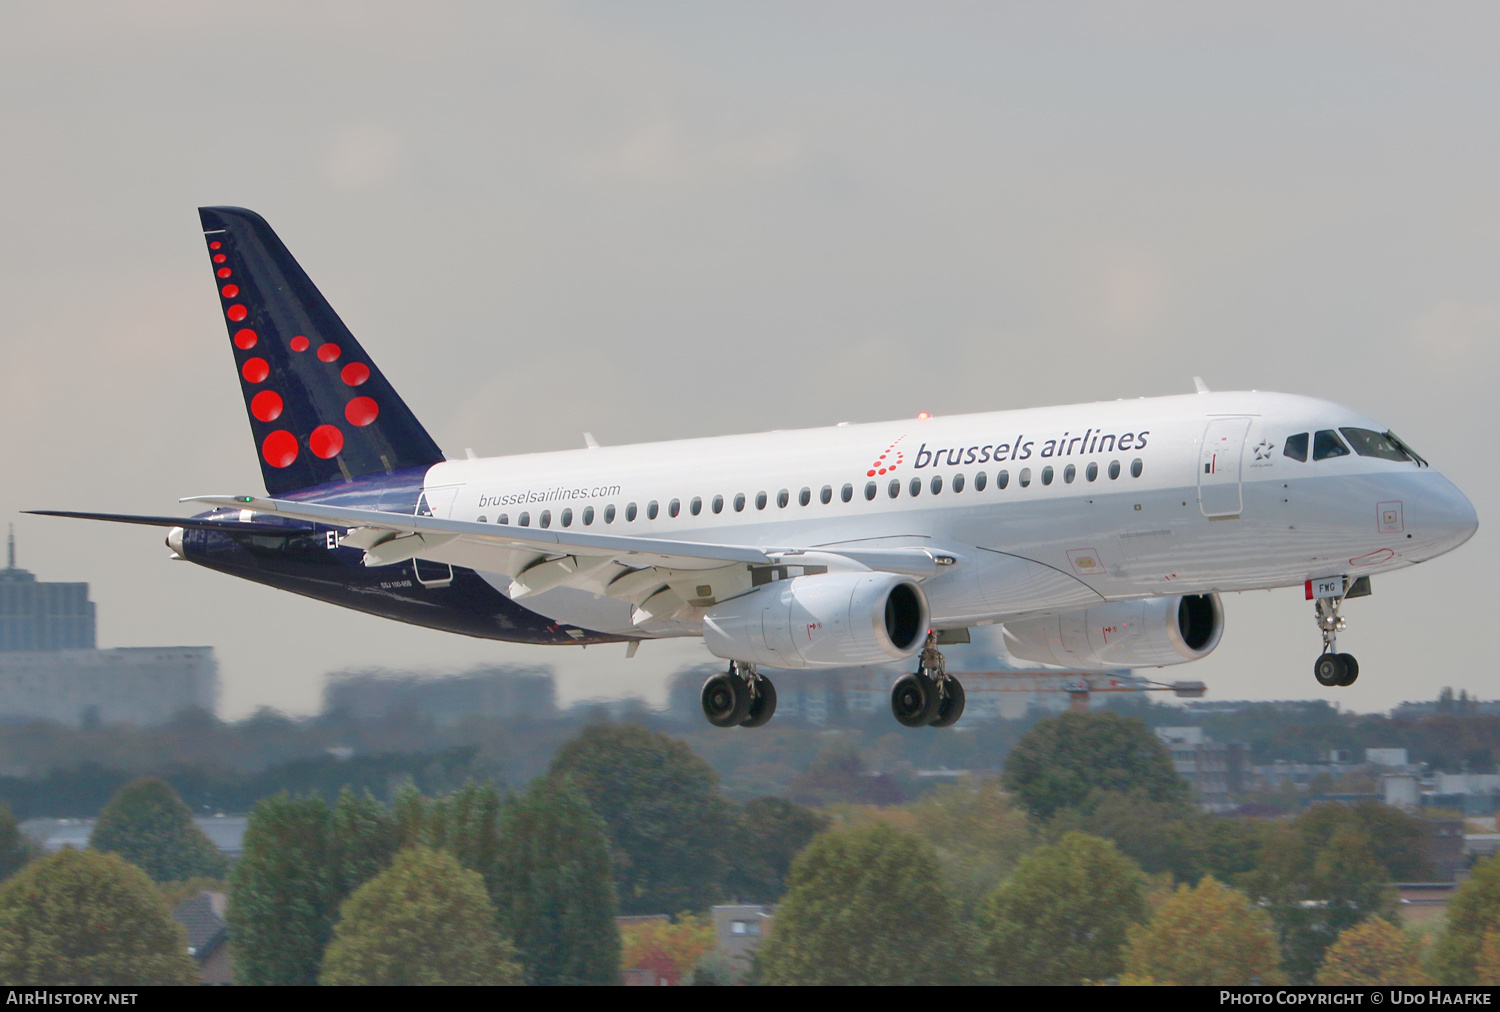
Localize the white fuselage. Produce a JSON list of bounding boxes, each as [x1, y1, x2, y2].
[[413, 391, 1477, 639]]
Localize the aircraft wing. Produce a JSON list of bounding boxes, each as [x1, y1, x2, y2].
[[180, 495, 951, 618]]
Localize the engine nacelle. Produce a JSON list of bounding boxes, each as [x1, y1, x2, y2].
[[702, 572, 930, 669], [1002, 593, 1224, 670]]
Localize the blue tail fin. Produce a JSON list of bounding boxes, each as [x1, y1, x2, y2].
[[198, 206, 444, 496]]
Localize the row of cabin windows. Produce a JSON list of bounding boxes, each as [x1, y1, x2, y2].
[[473, 457, 1146, 529]]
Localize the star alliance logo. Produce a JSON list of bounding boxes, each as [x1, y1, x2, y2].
[[1252, 440, 1276, 461]]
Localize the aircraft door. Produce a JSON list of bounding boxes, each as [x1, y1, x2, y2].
[[1198, 418, 1251, 518], [413, 485, 460, 588]]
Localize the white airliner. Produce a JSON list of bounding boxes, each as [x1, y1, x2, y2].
[[35, 208, 1480, 729]]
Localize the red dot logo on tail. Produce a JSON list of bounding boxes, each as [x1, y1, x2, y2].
[[309, 425, 344, 459], [262, 430, 298, 468]]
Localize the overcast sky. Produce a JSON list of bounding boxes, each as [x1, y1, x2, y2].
[[0, 2, 1495, 718]]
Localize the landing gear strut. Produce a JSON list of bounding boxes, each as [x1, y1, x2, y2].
[[701, 661, 778, 728], [1312, 595, 1359, 687], [891, 632, 966, 728]]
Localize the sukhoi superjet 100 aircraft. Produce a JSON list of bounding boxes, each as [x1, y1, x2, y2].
[[34, 208, 1479, 729]]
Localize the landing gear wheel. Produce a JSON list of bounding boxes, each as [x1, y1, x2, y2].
[[892, 672, 941, 728], [740, 678, 778, 728], [929, 678, 966, 728], [701, 671, 752, 727], [1314, 652, 1348, 688], [1336, 653, 1359, 687]]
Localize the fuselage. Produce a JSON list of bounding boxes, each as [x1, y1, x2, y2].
[[322, 389, 1472, 640]]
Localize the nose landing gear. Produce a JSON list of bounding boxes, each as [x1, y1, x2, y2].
[[701, 661, 778, 728], [891, 632, 967, 728], [1312, 595, 1359, 687]]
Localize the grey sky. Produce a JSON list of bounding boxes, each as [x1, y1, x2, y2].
[[0, 2, 1494, 717]]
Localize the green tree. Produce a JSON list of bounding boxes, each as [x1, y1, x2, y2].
[[904, 779, 1034, 917], [89, 777, 227, 882], [427, 781, 503, 890], [1297, 802, 1431, 881], [981, 831, 1147, 985], [0, 848, 196, 985], [1246, 821, 1398, 982], [723, 796, 829, 903], [1001, 711, 1188, 821], [1316, 917, 1433, 986], [1431, 852, 1500, 984], [326, 787, 397, 900], [321, 846, 522, 985], [0, 802, 39, 881], [1122, 875, 1280, 986], [758, 823, 966, 985], [227, 793, 333, 986], [494, 777, 620, 985], [549, 724, 728, 914]]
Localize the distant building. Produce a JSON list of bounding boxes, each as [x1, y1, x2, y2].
[[323, 665, 556, 724], [173, 890, 232, 985], [0, 533, 217, 726], [0, 529, 94, 651], [1154, 726, 1250, 811], [712, 904, 774, 981]]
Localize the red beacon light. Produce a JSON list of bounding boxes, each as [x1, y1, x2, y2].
[[917, 411, 931, 420]]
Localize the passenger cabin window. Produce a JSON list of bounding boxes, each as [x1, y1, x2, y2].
[[498, 514, 508, 525], [909, 477, 922, 497], [668, 499, 680, 518], [819, 485, 832, 505], [841, 483, 853, 503], [583, 506, 594, 525], [734, 493, 746, 512], [865, 481, 877, 500], [1019, 468, 1032, 488], [712, 495, 724, 514], [561, 508, 573, 527], [1131, 458, 1143, 478], [1064, 464, 1076, 484], [931, 475, 943, 494], [1313, 429, 1351, 461], [756, 491, 768, 510], [519, 512, 530, 526], [799, 487, 811, 506], [477, 515, 487, 523], [1040, 466, 1053, 486], [539, 510, 551, 528], [604, 504, 616, 523], [952, 473, 965, 493], [975, 471, 988, 491], [647, 501, 659, 520], [888, 479, 900, 499], [1283, 432, 1309, 462], [625, 503, 637, 522], [1108, 460, 1121, 480], [996, 470, 1008, 489], [1086, 462, 1098, 482], [1340, 427, 1413, 462], [690, 497, 702, 516], [777, 489, 789, 508]]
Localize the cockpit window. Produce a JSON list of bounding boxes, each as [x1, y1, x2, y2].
[[1386, 431, 1429, 468], [1312, 429, 1351, 461], [1340, 427, 1412, 463], [1283, 432, 1309, 462]]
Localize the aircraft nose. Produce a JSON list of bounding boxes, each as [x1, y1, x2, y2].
[[1421, 473, 1479, 554]]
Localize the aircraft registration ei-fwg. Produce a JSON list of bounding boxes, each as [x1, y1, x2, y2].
[[33, 208, 1479, 729]]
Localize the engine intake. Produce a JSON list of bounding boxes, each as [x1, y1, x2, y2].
[[703, 572, 930, 669], [1002, 593, 1224, 670]]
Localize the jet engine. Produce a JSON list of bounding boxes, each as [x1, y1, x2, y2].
[[702, 572, 930, 669], [1002, 593, 1223, 670]]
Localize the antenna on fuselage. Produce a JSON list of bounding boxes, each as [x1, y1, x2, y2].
[[1193, 377, 1211, 394]]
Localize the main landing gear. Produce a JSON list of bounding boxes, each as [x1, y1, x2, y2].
[[891, 632, 966, 729], [701, 661, 777, 728], [1312, 595, 1360, 688]]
